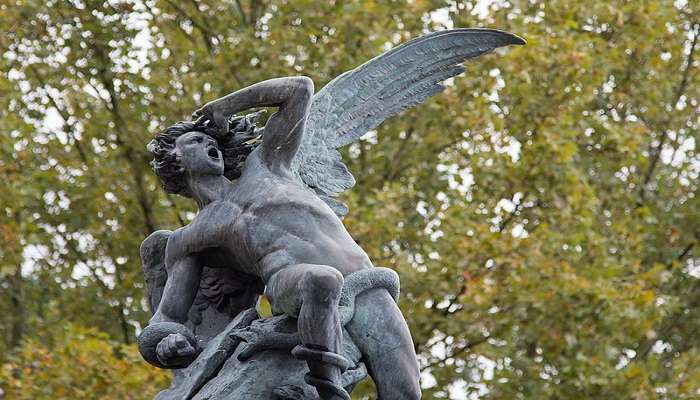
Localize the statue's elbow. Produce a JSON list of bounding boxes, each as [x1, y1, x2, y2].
[[292, 76, 314, 98]]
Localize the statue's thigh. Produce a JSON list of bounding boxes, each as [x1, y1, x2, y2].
[[265, 266, 302, 316], [264, 263, 340, 317]]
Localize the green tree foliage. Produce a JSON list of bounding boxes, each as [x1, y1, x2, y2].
[[0, 324, 169, 399], [1, 1, 699, 399]]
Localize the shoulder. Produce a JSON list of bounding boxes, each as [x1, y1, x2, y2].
[[189, 201, 240, 230], [166, 209, 220, 246]]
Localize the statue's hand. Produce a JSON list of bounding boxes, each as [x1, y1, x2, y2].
[[192, 103, 229, 137], [155, 333, 200, 367]]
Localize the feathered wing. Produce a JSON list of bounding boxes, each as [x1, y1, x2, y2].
[[140, 230, 172, 313], [292, 28, 525, 216]]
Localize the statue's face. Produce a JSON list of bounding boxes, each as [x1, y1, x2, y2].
[[174, 131, 224, 176]]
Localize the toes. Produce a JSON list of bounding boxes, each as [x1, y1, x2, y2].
[[232, 331, 255, 343], [237, 343, 258, 361]]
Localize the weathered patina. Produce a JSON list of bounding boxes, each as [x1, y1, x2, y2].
[[137, 28, 524, 400]]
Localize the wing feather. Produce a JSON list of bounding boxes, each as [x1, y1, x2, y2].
[[293, 28, 525, 216], [140, 230, 171, 313]]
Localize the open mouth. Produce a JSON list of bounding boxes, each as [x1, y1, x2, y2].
[[207, 147, 220, 159]]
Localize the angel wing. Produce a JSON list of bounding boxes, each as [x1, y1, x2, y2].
[[291, 28, 525, 216], [140, 230, 171, 313]]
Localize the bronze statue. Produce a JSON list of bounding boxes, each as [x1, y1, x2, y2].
[[137, 28, 524, 400]]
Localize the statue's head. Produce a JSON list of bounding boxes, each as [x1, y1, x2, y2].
[[147, 113, 263, 197]]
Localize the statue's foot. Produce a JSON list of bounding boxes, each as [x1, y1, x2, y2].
[[292, 345, 351, 400]]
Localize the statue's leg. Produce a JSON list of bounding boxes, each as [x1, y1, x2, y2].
[[265, 264, 350, 400], [346, 287, 422, 400]]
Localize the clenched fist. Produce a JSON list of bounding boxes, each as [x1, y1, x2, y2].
[[156, 333, 199, 367], [192, 103, 229, 137]]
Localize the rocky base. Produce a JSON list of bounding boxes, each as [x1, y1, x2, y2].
[[155, 309, 366, 400]]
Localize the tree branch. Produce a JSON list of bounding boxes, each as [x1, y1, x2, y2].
[[383, 115, 418, 182], [638, 22, 699, 205], [234, 0, 248, 25], [631, 230, 700, 363], [26, 64, 91, 165], [420, 336, 488, 371], [165, 0, 215, 53]]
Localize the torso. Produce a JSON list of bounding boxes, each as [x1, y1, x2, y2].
[[174, 149, 373, 283]]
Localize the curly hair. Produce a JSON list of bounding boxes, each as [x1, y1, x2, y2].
[[147, 112, 264, 197]]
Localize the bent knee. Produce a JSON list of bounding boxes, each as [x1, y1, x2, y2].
[[301, 266, 343, 302]]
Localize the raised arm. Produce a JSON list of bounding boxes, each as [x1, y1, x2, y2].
[[194, 76, 314, 171]]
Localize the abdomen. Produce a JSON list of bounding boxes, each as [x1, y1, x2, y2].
[[244, 194, 373, 278]]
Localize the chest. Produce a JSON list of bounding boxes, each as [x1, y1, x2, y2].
[[176, 201, 262, 272], [181, 201, 242, 252]]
